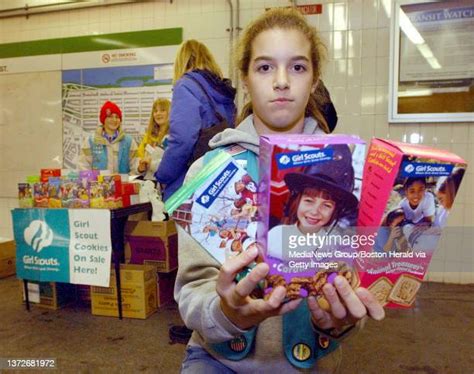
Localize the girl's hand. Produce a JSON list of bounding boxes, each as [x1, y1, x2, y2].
[[389, 226, 402, 240], [307, 275, 385, 331], [217, 246, 302, 330]]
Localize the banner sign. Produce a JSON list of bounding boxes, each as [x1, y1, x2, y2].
[[12, 208, 112, 286]]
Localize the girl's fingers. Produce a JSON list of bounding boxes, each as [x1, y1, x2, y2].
[[308, 296, 335, 330], [279, 298, 303, 315], [264, 285, 287, 310], [322, 283, 347, 320], [308, 296, 327, 321], [217, 246, 259, 293], [333, 276, 367, 320], [258, 287, 299, 315], [232, 263, 269, 304], [355, 287, 385, 321]]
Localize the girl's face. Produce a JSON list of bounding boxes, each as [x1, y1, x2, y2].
[[103, 113, 121, 133], [406, 181, 426, 208], [436, 190, 448, 209], [243, 28, 317, 134], [153, 107, 169, 126], [297, 193, 336, 233]]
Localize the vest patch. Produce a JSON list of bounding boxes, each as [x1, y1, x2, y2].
[[318, 335, 330, 349], [228, 335, 247, 352], [292, 343, 312, 362]]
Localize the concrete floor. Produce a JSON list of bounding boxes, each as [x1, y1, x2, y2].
[[0, 276, 473, 373]]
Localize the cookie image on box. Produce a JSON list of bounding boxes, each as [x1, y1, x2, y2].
[[388, 274, 421, 306], [264, 262, 359, 309], [368, 277, 393, 307]]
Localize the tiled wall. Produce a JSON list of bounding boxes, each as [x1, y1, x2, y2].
[[0, 0, 472, 283]]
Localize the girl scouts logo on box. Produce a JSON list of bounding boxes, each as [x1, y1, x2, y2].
[[401, 162, 453, 177], [276, 148, 334, 169], [197, 162, 239, 208], [24, 220, 54, 253]]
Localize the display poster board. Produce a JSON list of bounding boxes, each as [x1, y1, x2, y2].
[[389, 0, 474, 122], [12, 208, 112, 287]]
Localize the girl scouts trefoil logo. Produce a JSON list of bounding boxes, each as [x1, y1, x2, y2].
[[24, 220, 54, 252]]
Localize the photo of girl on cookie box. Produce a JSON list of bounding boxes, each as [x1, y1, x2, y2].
[[357, 139, 467, 308], [258, 134, 366, 306]]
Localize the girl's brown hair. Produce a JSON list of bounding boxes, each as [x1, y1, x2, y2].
[[173, 39, 223, 83], [146, 98, 171, 145], [284, 188, 338, 225], [235, 7, 330, 133]]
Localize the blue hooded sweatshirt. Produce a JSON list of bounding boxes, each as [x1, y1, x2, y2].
[[155, 69, 236, 200]]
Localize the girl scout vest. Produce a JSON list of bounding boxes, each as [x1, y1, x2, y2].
[[89, 134, 132, 173], [203, 146, 339, 369]]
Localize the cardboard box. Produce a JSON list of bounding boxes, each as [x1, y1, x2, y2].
[[0, 239, 16, 278], [40, 168, 61, 183], [258, 134, 366, 301], [167, 150, 258, 265], [75, 284, 91, 306], [122, 194, 140, 207], [357, 139, 467, 308], [121, 182, 141, 195], [91, 264, 157, 319], [128, 211, 150, 222], [18, 183, 34, 208], [157, 270, 177, 307], [125, 220, 178, 273], [20, 281, 75, 310]]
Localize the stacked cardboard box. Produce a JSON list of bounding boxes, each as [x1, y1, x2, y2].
[[0, 239, 16, 278], [75, 285, 91, 306], [125, 220, 178, 273], [20, 281, 75, 310], [90, 264, 157, 319], [157, 270, 177, 307]]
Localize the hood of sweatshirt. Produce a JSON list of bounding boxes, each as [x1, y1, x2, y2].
[[208, 114, 325, 155], [185, 69, 236, 106]]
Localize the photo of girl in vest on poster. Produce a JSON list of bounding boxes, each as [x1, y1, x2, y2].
[[175, 8, 385, 373], [78, 100, 140, 174]]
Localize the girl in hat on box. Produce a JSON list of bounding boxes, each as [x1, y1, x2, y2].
[[78, 100, 141, 175], [267, 144, 359, 260]]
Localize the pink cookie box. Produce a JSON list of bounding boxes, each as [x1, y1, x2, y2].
[[357, 138, 467, 308], [258, 134, 366, 301]]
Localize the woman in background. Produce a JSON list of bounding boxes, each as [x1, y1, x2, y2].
[[155, 39, 236, 200]]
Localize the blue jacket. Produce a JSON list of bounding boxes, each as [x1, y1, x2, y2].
[[155, 69, 236, 200]]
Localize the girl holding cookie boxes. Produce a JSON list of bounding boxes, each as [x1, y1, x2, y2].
[[175, 8, 385, 373]]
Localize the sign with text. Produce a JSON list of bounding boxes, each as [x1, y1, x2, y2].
[[12, 208, 112, 286]]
